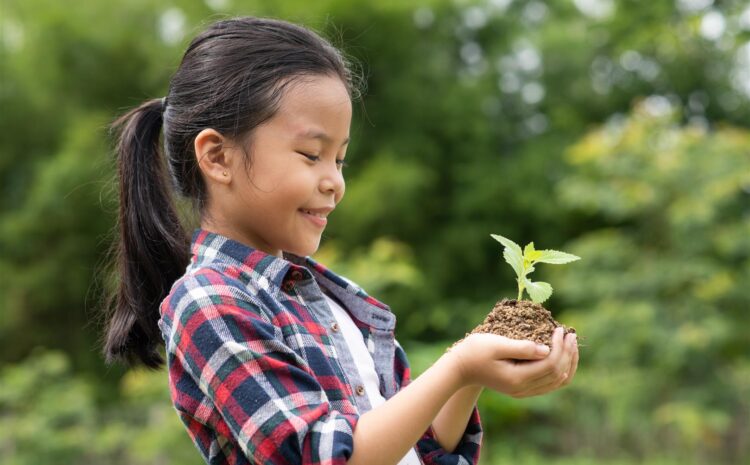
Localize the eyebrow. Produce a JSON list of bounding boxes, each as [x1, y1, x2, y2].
[[297, 129, 350, 147]]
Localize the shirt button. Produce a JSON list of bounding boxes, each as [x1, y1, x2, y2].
[[330, 322, 340, 332], [290, 269, 304, 281], [282, 281, 295, 292], [355, 385, 365, 396]]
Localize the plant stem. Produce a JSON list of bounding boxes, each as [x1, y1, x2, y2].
[[517, 280, 523, 301]]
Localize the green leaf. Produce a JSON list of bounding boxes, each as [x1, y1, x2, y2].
[[491, 234, 522, 254], [522, 277, 553, 303], [503, 248, 524, 278], [524, 242, 536, 256], [534, 249, 581, 265], [491, 234, 524, 278], [524, 242, 544, 262]]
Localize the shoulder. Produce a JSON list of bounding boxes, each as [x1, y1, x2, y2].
[[164, 264, 253, 308], [338, 274, 360, 290], [159, 265, 275, 343]]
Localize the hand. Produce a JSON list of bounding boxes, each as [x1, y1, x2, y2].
[[447, 327, 579, 398]]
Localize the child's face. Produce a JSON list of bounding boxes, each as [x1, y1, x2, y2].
[[217, 74, 352, 258]]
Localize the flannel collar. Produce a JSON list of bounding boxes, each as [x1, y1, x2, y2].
[[190, 227, 395, 329], [190, 227, 312, 289]]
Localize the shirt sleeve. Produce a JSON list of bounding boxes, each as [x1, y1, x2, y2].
[[393, 339, 483, 465], [169, 271, 359, 465]]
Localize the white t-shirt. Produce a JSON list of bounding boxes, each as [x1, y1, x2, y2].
[[323, 292, 423, 465]]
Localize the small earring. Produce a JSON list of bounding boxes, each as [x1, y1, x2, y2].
[[222, 171, 228, 176]]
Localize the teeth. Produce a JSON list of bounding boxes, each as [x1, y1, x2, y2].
[[302, 209, 325, 218]]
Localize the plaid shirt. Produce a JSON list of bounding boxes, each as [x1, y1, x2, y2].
[[158, 228, 482, 465]]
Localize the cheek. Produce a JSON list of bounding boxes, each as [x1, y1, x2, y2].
[[337, 179, 346, 201], [252, 167, 299, 200]]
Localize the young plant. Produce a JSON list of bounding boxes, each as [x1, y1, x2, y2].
[[491, 234, 581, 304]]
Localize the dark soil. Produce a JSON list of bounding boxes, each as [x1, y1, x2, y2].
[[451, 298, 576, 350]]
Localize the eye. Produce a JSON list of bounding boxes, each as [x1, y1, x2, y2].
[[298, 152, 320, 162], [299, 152, 348, 168]]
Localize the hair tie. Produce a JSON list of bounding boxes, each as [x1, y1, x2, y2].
[[161, 96, 168, 112]]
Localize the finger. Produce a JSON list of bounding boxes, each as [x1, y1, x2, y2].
[[520, 355, 574, 395], [523, 331, 576, 389], [502, 327, 566, 382], [537, 326, 565, 369], [518, 337, 580, 396], [523, 356, 572, 393], [503, 360, 559, 391], [558, 332, 576, 377], [561, 336, 580, 386], [493, 336, 551, 361], [549, 326, 566, 359], [509, 369, 565, 397], [547, 332, 575, 387], [512, 368, 560, 395]]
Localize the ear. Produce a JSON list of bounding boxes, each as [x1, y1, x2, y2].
[[194, 128, 235, 184]]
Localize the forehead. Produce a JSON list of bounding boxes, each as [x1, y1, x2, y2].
[[272, 75, 352, 139]]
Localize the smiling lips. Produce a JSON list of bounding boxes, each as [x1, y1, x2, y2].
[[299, 206, 333, 227]]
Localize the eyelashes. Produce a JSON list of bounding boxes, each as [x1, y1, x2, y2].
[[299, 152, 348, 168]]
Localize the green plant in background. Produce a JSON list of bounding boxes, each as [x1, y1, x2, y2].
[[491, 234, 580, 303], [0, 348, 205, 465]]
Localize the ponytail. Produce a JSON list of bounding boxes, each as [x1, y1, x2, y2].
[[102, 97, 190, 369]]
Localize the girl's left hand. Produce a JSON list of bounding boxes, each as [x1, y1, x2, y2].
[[505, 327, 579, 398]]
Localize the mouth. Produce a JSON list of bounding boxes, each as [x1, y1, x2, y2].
[[299, 208, 329, 218], [299, 209, 328, 227]]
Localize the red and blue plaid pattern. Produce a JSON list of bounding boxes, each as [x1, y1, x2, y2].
[[158, 228, 482, 465]]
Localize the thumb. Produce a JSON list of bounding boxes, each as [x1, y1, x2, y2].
[[495, 337, 550, 360]]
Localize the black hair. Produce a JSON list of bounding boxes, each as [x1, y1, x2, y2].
[[101, 16, 364, 369]]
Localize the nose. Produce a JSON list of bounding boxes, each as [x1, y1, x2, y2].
[[319, 162, 345, 201]]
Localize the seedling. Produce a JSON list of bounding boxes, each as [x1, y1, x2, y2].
[[450, 234, 581, 349], [490, 234, 580, 303]]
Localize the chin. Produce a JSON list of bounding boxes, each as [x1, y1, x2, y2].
[[288, 240, 320, 257]]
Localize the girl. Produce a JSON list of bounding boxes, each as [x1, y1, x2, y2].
[[102, 16, 578, 465]]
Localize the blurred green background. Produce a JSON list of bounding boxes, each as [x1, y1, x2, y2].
[[1, 0, 749, 464]]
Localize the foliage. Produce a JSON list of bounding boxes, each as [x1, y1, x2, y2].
[[545, 100, 750, 463], [490, 234, 580, 302], [0, 348, 203, 465]]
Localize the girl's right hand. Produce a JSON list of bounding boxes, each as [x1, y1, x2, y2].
[[447, 327, 578, 398]]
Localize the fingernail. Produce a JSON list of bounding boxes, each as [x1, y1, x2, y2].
[[536, 344, 550, 356]]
